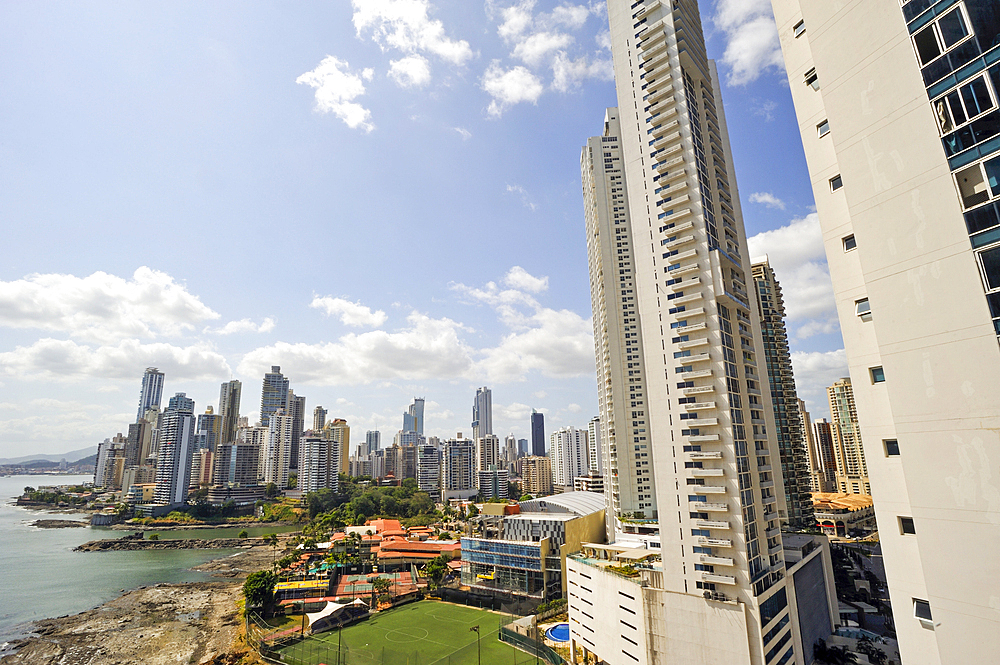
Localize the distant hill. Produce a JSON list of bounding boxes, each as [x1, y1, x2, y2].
[[0, 446, 98, 465]]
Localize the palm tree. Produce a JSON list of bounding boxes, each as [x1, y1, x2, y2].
[[813, 639, 859, 665]]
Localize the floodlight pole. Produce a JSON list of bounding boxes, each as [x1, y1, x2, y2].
[[470, 625, 481, 665]]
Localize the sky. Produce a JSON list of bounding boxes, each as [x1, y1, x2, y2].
[[0, 0, 850, 459]]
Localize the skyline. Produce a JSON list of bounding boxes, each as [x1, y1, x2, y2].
[[0, 0, 850, 457]]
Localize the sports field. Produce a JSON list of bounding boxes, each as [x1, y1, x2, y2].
[[274, 600, 528, 665]]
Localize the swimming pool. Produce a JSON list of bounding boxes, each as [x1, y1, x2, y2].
[[546, 623, 570, 642]]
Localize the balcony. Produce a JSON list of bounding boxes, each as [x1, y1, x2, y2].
[[691, 468, 723, 477], [658, 167, 688, 183], [702, 573, 737, 586], [681, 384, 714, 396], [696, 537, 732, 547], [698, 503, 729, 511], [766, 526, 781, 538], [695, 520, 729, 529], [681, 369, 712, 380], [684, 401, 715, 411], [700, 555, 734, 566], [676, 337, 708, 350], [694, 485, 727, 494], [759, 480, 774, 489], [686, 353, 710, 364], [768, 544, 783, 556], [762, 495, 777, 505], [671, 292, 703, 305], [687, 449, 721, 459], [671, 248, 698, 263], [674, 321, 706, 334], [639, 35, 668, 60], [684, 418, 717, 427], [688, 434, 720, 442]]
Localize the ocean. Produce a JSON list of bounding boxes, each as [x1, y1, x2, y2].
[[0, 474, 293, 653]]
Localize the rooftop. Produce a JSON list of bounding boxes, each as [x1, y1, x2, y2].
[[518, 491, 605, 517]]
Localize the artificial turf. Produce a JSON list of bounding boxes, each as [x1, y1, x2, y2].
[[275, 600, 526, 665]]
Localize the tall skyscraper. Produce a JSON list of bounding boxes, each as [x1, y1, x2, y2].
[[502, 433, 518, 471], [442, 437, 476, 500], [403, 397, 425, 435], [549, 426, 588, 487], [286, 390, 306, 470], [570, 2, 809, 663], [154, 393, 196, 505], [518, 456, 553, 496], [365, 430, 380, 456], [772, 3, 1000, 658], [810, 418, 837, 494], [474, 434, 499, 485], [136, 367, 164, 422], [259, 366, 289, 427], [197, 407, 222, 453], [751, 260, 814, 527], [313, 405, 327, 431], [298, 434, 339, 494], [218, 380, 242, 446], [471, 387, 492, 440], [262, 409, 293, 488], [530, 409, 545, 456], [826, 378, 869, 496], [586, 415, 603, 475], [417, 444, 441, 499], [323, 418, 350, 476]]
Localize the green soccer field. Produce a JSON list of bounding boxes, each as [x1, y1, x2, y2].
[[274, 600, 532, 665]]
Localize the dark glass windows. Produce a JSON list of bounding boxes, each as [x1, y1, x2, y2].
[[979, 244, 1000, 290]]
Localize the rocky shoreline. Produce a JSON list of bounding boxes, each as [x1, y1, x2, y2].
[[75, 536, 266, 551], [31, 519, 88, 528], [0, 546, 275, 665]]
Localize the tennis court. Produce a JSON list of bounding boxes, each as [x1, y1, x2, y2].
[[274, 600, 531, 665]]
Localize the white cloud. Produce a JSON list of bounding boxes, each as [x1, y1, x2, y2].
[[311, 296, 388, 328], [749, 192, 786, 210], [495, 401, 535, 421], [453, 127, 472, 140], [296, 56, 375, 132], [0, 267, 219, 344], [493, 0, 536, 41], [503, 266, 548, 293], [713, 0, 785, 85], [550, 4, 593, 30], [482, 61, 544, 116], [566, 402, 582, 413], [208, 318, 276, 335], [506, 183, 537, 210], [551, 52, 612, 92], [238, 312, 475, 385], [0, 338, 231, 381], [748, 213, 837, 336], [352, 0, 474, 66], [791, 349, 849, 413], [388, 54, 432, 88], [512, 31, 574, 67]]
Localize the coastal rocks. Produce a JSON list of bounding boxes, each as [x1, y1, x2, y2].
[[74, 537, 263, 552], [30, 519, 88, 529]]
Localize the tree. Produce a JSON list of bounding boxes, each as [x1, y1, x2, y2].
[[264, 483, 280, 499], [264, 533, 280, 565], [243, 570, 277, 612], [424, 554, 451, 589], [238, 530, 249, 538], [467, 504, 479, 517], [519, 494, 533, 501], [857, 636, 887, 665], [148, 533, 159, 541], [813, 639, 858, 665]]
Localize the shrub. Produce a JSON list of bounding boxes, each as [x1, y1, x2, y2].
[[148, 533, 159, 541], [238, 530, 249, 538]]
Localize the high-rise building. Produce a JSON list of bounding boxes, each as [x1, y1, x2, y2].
[[285, 390, 306, 471], [218, 380, 242, 446], [313, 405, 327, 431], [298, 434, 339, 494], [442, 437, 476, 500], [826, 378, 870, 496], [212, 442, 260, 487], [517, 438, 529, 457], [518, 456, 553, 496], [197, 407, 222, 454], [810, 418, 837, 494], [125, 419, 152, 468], [417, 444, 441, 499], [771, 2, 1000, 658], [586, 415, 603, 475], [582, 109, 658, 531], [569, 3, 813, 663], [502, 434, 518, 471], [154, 394, 197, 505], [474, 434, 499, 486], [751, 260, 815, 528], [477, 466, 509, 500], [365, 430, 380, 456], [549, 426, 588, 487], [136, 367, 164, 423], [262, 409, 293, 488], [323, 418, 350, 476], [530, 409, 545, 456], [259, 366, 289, 427], [403, 397, 425, 436], [472, 387, 492, 440]]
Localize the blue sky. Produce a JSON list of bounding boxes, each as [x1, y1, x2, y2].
[[0, 0, 849, 458]]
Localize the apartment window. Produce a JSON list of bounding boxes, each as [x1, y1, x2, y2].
[[793, 20, 805, 38], [912, 7, 969, 66], [843, 234, 857, 251], [880, 439, 900, 456], [978, 245, 1000, 291], [870, 366, 886, 383], [954, 157, 1000, 209], [817, 119, 830, 137], [855, 298, 872, 321], [934, 74, 996, 137], [830, 175, 843, 191], [899, 516, 916, 534], [913, 598, 933, 623], [804, 68, 819, 90]]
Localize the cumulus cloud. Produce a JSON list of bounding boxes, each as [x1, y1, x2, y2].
[[388, 54, 432, 88], [0, 267, 219, 344], [749, 192, 786, 209], [482, 61, 544, 116], [551, 51, 612, 92], [207, 318, 276, 335], [791, 349, 849, 414], [296, 56, 375, 132], [512, 31, 574, 67], [713, 0, 786, 85], [748, 213, 838, 338], [352, 0, 474, 66], [311, 296, 388, 328], [503, 266, 548, 293], [238, 312, 475, 385], [0, 338, 231, 381], [453, 127, 472, 140], [496, 401, 535, 421]]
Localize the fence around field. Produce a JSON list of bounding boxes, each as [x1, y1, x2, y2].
[[498, 626, 565, 665]]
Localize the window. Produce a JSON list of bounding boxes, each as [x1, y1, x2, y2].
[[793, 20, 805, 38], [899, 516, 916, 534], [870, 366, 886, 383], [817, 119, 830, 137], [830, 175, 843, 191], [935, 75, 996, 136], [978, 245, 1000, 291], [804, 68, 819, 90], [913, 598, 933, 623], [843, 234, 857, 251], [912, 7, 969, 66], [884, 439, 900, 456], [855, 298, 872, 321]]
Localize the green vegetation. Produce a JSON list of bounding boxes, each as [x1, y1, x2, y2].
[[257, 498, 302, 523], [535, 598, 567, 615], [300, 476, 437, 539], [238, 529, 249, 538], [813, 639, 859, 665], [243, 570, 278, 612], [606, 564, 639, 577], [148, 533, 159, 541], [422, 554, 452, 589], [20, 488, 90, 505]]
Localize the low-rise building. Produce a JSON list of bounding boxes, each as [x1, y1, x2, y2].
[[812, 493, 877, 537]]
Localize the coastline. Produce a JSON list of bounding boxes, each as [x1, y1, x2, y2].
[[0, 545, 274, 665]]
